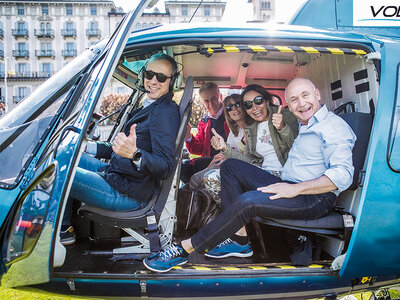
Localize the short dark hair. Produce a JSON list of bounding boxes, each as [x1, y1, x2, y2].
[[241, 84, 273, 106], [223, 94, 253, 136]]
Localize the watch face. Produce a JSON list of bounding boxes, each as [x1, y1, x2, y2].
[[133, 150, 142, 161]]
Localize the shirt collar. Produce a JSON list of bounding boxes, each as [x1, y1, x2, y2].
[[207, 105, 224, 120], [142, 97, 156, 108], [303, 104, 328, 128]]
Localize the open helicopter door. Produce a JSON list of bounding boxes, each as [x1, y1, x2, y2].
[[339, 41, 400, 279], [0, 0, 156, 288]]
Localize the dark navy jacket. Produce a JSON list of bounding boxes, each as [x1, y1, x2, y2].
[[96, 92, 180, 203]]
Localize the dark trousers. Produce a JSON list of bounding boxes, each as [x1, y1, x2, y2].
[[191, 159, 336, 253], [180, 157, 213, 183]]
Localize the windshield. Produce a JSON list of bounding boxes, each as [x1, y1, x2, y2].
[[0, 48, 98, 130], [0, 44, 105, 187]]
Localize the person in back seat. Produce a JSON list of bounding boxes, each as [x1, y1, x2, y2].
[[143, 78, 356, 273], [60, 53, 180, 245], [180, 82, 230, 183]]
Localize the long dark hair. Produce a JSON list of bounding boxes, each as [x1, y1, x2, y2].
[[223, 94, 253, 137], [241, 84, 274, 106]]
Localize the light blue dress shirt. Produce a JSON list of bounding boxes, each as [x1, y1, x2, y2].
[[281, 105, 356, 195]]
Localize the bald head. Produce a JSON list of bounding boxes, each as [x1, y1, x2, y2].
[[285, 78, 322, 125]]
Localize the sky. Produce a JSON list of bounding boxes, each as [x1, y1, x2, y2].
[[113, 0, 307, 24]]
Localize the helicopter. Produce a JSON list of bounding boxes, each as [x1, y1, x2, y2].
[[0, 0, 399, 298]]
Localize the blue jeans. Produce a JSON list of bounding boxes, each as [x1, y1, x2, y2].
[[63, 153, 146, 226], [191, 159, 336, 253]]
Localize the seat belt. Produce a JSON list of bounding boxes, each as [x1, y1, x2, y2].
[[146, 210, 162, 252]]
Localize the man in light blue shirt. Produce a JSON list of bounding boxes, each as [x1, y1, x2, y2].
[[143, 78, 356, 273]]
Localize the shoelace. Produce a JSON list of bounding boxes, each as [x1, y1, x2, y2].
[[159, 245, 181, 261], [216, 238, 233, 248]]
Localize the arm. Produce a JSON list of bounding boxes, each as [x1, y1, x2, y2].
[[185, 120, 207, 155], [258, 175, 336, 200], [139, 103, 180, 180], [95, 141, 113, 159], [275, 108, 299, 147]]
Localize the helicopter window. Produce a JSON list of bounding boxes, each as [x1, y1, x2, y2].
[[388, 64, 400, 172]]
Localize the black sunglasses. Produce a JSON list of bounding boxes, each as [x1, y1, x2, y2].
[[143, 69, 172, 83], [243, 96, 265, 110], [226, 101, 241, 112]]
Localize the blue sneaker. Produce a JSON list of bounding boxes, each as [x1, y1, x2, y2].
[[143, 244, 189, 273], [204, 238, 253, 259]]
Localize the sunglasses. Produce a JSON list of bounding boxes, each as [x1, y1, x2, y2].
[[143, 69, 172, 83], [226, 101, 241, 112], [243, 96, 265, 110]]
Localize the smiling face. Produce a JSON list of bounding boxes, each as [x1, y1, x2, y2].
[[143, 59, 173, 100], [285, 78, 322, 125], [242, 90, 268, 122], [200, 88, 222, 117], [226, 98, 245, 123]]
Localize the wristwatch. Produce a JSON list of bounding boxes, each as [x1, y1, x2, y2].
[[131, 149, 142, 162]]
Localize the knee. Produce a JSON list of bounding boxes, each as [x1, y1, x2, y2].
[[220, 158, 241, 175], [237, 191, 262, 214]]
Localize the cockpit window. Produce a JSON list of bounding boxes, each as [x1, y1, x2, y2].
[[0, 91, 70, 186], [0, 48, 100, 188]]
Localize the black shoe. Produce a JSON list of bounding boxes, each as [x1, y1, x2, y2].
[[60, 226, 76, 245]]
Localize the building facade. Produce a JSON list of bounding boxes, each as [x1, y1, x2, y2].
[[250, 0, 275, 22], [0, 0, 118, 114], [0, 0, 227, 116]]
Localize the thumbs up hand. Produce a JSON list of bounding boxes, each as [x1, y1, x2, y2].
[[112, 124, 138, 158], [272, 105, 285, 130], [210, 128, 227, 151]]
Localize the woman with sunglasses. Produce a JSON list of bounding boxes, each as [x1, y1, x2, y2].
[[187, 94, 253, 201], [60, 53, 180, 245], [203, 85, 298, 207], [212, 84, 298, 177]]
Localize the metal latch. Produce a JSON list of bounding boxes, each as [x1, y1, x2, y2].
[[67, 278, 76, 292], [140, 280, 148, 296]]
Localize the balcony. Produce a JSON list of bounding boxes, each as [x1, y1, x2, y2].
[[1, 71, 53, 80], [86, 29, 101, 37], [13, 95, 25, 103], [12, 29, 29, 38], [34, 29, 55, 38], [62, 49, 77, 57], [0, 49, 3, 58], [12, 50, 29, 58], [0, 29, 3, 38], [61, 29, 76, 38], [35, 50, 55, 58]]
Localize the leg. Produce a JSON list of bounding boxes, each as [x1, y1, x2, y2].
[[180, 160, 194, 183], [193, 157, 213, 173], [220, 158, 281, 210], [191, 189, 336, 253]]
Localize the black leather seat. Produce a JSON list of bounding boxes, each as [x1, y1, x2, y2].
[[254, 110, 373, 251], [78, 76, 194, 253]]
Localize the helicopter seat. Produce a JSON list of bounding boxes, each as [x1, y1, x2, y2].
[[254, 108, 373, 254], [78, 77, 193, 254]]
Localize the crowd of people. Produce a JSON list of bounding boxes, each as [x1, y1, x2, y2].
[[60, 54, 357, 274]]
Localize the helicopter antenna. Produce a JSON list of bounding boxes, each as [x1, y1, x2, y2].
[[189, 0, 204, 23]]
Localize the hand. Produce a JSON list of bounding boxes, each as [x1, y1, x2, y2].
[[210, 128, 227, 151], [112, 124, 137, 159], [207, 153, 227, 167], [257, 182, 300, 200], [272, 105, 285, 130], [185, 123, 192, 140]]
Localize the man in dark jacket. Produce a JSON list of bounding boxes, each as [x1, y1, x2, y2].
[[180, 82, 229, 183], [61, 53, 180, 245]]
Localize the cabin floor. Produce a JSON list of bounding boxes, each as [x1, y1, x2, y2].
[[54, 220, 333, 276]]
